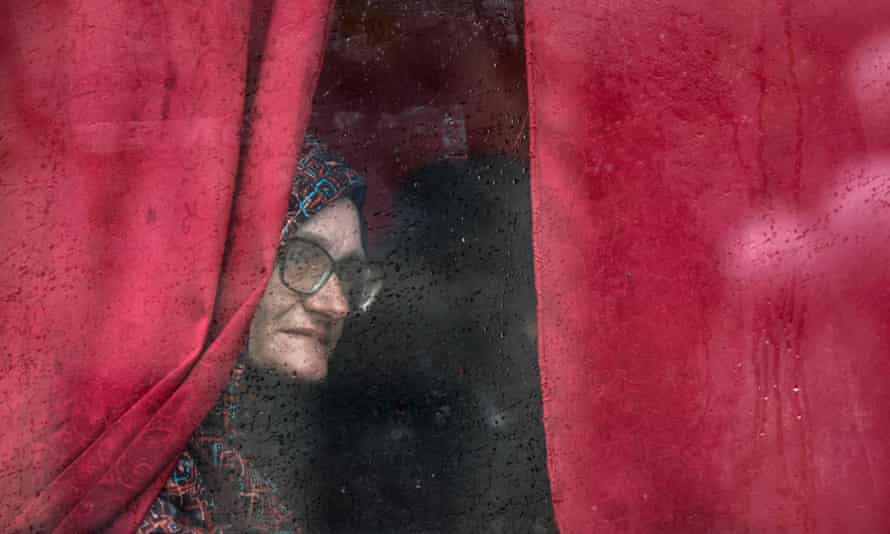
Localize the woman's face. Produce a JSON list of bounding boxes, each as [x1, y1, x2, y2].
[[247, 198, 364, 381]]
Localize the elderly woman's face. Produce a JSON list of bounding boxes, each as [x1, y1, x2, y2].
[[247, 198, 364, 381]]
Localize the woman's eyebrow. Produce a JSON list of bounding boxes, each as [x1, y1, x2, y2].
[[293, 229, 334, 251], [293, 230, 365, 262]]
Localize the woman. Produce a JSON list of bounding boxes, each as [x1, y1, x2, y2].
[[138, 137, 382, 533]]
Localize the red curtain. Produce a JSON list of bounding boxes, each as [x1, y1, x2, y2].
[[6, 1, 890, 532], [0, 1, 331, 531], [527, 1, 890, 532]]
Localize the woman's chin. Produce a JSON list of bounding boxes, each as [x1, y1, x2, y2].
[[285, 356, 328, 382], [253, 335, 329, 382], [275, 336, 328, 382]]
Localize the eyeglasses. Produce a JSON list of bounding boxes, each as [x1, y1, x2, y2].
[[277, 237, 384, 314]]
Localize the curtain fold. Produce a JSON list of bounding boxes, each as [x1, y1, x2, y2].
[[0, 1, 332, 531], [526, 1, 890, 532]]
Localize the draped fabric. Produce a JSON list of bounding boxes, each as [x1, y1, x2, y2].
[[6, 1, 890, 533], [139, 362, 298, 533], [526, 1, 890, 532], [0, 1, 332, 531]]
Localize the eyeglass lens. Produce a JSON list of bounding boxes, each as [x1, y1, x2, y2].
[[282, 240, 383, 311], [282, 240, 332, 294]]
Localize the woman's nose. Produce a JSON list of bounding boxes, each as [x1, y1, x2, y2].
[[302, 274, 350, 320]]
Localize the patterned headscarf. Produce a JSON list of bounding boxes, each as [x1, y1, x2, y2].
[[139, 136, 368, 534], [282, 135, 367, 241]]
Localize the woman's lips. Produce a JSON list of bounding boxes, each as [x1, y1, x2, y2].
[[282, 328, 328, 343]]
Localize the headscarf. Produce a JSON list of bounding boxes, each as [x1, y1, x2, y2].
[[283, 135, 367, 238], [138, 136, 368, 534]]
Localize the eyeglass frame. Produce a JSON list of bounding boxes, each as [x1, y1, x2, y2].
[[275, 236, 383, 311]]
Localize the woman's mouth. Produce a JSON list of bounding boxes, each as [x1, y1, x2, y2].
[[281, 328, 330, 347]]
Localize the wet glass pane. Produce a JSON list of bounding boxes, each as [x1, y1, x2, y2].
[[237, 2, 556, 532], [6, 1, 889, 533]]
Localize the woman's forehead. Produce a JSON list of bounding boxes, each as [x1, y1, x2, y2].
[[294, 198, 364, 259]]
